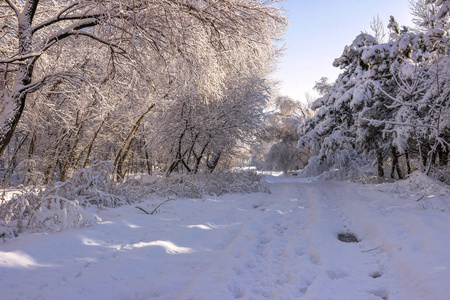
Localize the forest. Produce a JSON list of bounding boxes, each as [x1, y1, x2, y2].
[[0, 0, 288, 183], [0, 0, 449, 234], [1, 1, 450, 299]]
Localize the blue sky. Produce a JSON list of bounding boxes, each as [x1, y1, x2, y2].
[[273, 0, 414, 102]]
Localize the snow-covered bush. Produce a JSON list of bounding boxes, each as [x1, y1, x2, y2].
[[62, 160, 127, 207], [376, 170, 450, 211], [298, 156, 334, 178], [378, 171, 450, 198], [429, 165, 450, 186], [197, 171, 270, 196], [299, 150, 372, 181], [0, 187, 96, 238], [0, 161, 123, 238], [0, 163, 268, 238], [134, 171, 270, 199]]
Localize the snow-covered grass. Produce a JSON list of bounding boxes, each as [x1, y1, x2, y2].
[[1, 174, 449, 299]]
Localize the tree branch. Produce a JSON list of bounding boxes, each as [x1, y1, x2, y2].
[[361, 118, 436, 129], [18, 72, 83, 94], [369, 80, 417, 106], [4, 0, 19, 16], [1, 18, 103, 64], [32, 9, 104, 34]]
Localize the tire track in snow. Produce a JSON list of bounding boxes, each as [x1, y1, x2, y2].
[[176, 182, 315, 299]]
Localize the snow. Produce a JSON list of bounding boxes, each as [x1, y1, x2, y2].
[[1, 176, 450, 300]]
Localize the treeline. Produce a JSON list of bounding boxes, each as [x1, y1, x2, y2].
[[0, 0, 287, 186], [299, 0, 449, 182]]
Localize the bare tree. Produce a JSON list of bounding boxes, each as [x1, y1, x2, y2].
[[370, 15, 387, 43]]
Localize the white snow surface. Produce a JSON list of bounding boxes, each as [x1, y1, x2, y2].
[[1, 176, 450, 300]]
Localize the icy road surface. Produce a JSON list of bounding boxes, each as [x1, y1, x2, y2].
[[1, 176, 449, 299]]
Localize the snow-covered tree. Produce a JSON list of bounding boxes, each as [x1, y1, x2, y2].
[[262, 96, 312, 173], [0, 0, 287, 183], [0, 0, 287, 160], [299, 1, 449, 181]]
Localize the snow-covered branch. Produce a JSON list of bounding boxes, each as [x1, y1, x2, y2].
[[361, 118, 436, 129], [368, 80, 417, 106], [18, 72, 83, 95], [32, 10, 104, 34]]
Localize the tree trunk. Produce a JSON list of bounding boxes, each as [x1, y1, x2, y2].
[[193, 140, 210, 174], [25, 131, 37, 184], [390, 146, 403, 179], [114, 103, 155, 178], [421, 143, 429, 169], [145, 150, 152, 175], [80, 117, 108, 168], [438, 145, 448, 166], [43, 129, 72, 184], [376, 147, 384, 177], [0, 1, 39, 158], [1, 133, 28, 186], [59, 121, 84, 182], [0, 93, 27, 159], [207, 152, 222, 173], [405, 151, 412, 175]]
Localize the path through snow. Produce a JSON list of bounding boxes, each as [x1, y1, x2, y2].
[[1, 176, 449, 299]]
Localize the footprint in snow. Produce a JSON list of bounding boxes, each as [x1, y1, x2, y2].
[[309, 254, 322, 265], [369, 289, 389, 300], [294, 246, 306, 257], [370, 271, 383, 278], [228, 283, 245, 299], [326, 269, 348, 280], [299, 280, 313, 295]]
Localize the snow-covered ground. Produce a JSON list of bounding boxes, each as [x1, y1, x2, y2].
[[1, 175, 449, 300]]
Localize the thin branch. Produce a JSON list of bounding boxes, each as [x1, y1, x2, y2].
[[369, 80, 410, 106], [1, 52, 43, 64], [150, 198, 174, 215], [70, 31, 126, 54], [369, 79, 429, 106], [361, 244, 384, 252], [18, 72, 82, 94], [4, 0, 19, 16], [32, 11, 104, 33], [135, 205, 150, 214], [415, 194, 425, 202]]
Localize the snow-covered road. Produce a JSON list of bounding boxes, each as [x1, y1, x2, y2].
[[1, 176, 449, 299]]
